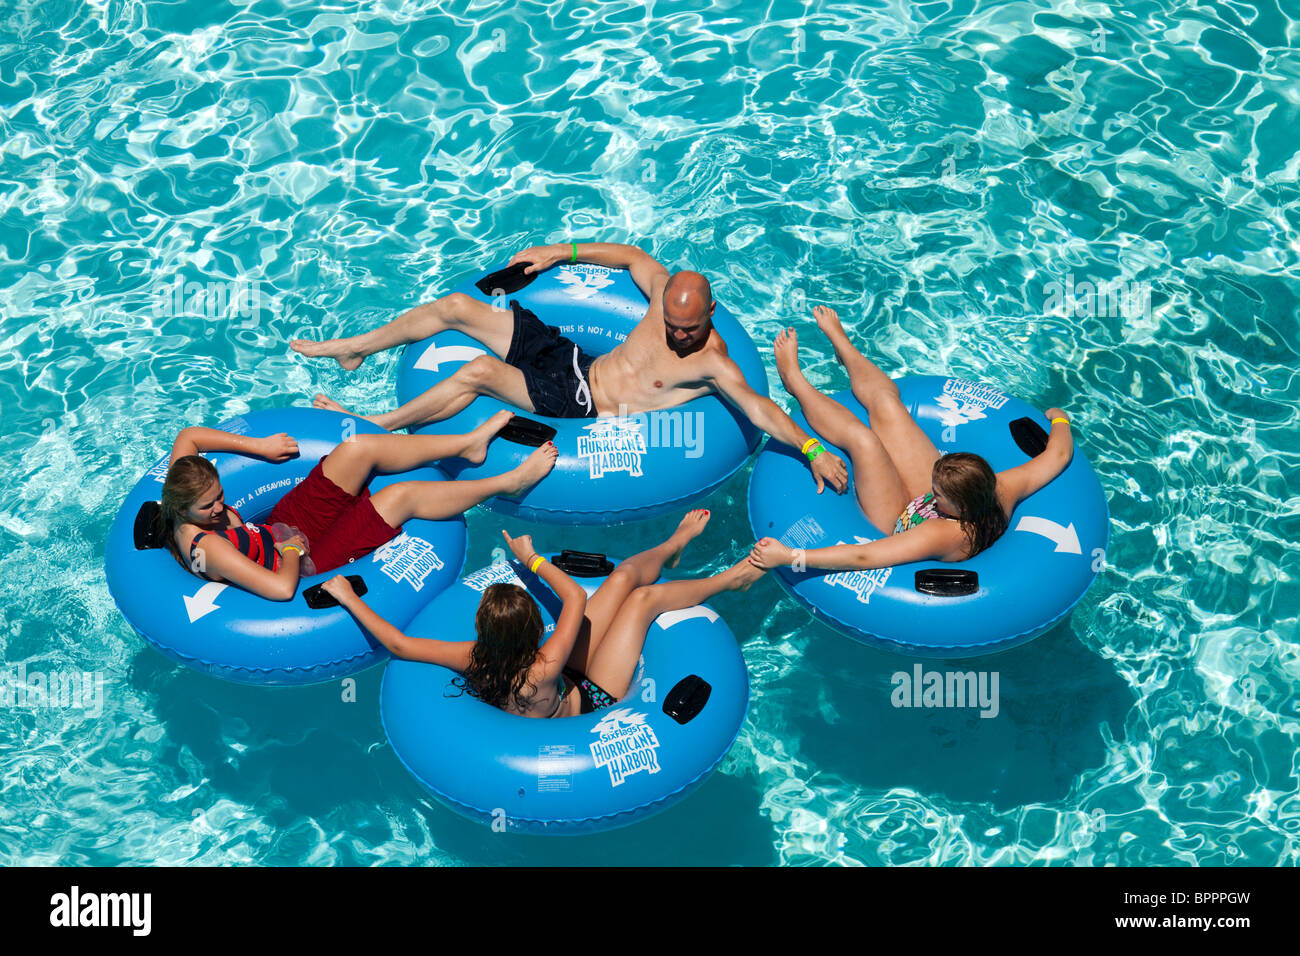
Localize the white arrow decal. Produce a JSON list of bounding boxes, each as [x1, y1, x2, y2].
[[656, 606, 719, 628], [183, 582, 228, 622], [1015, 516, 1081, 554], [415, 344, 486, 372]]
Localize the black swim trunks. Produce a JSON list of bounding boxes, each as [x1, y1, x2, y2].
[[504, 300, 598, 419]]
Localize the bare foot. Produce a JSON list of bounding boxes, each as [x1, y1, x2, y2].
[[291, 338, 365, 372], [460, 410, 515, 465], [727, 556, 767, 592], [773, 327, 809, 395], [811, 305, 858, 367], [501, 441, 559, 496], [313, 393, 388, 428], [313, 393, 356, 414], [664, 508, 711, 568], [812, 304, 849, 341]]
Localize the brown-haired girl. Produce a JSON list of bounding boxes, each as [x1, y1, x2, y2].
[[322, 511, 764, 717], [749, 306, 1074, 572]]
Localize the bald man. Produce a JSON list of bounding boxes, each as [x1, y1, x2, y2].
[[293, 242, 848, 493]]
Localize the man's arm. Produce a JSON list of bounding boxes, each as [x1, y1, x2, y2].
[[508, 242, 669, 298], [704, 355, 849, 494]]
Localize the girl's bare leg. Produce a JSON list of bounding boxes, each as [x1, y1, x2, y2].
[[369, 443, 558, 525], [564, 510, 711, 676], [812, 305, 940, 497], [582, 558, 765, 700], [773, 327, 909, 534], [319, 411, 515, 494]]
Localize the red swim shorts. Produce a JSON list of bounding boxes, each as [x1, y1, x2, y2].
[[268, 455, 400, 573]]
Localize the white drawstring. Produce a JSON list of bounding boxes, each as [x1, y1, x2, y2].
[[572, 345, 593, 414]]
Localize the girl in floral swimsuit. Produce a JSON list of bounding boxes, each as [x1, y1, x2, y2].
[[748, 305, 1075, 574], [321, 511, 765, 718]]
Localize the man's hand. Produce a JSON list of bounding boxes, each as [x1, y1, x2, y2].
[[508, 244, 569, 275], [811, 448, 849, 494]]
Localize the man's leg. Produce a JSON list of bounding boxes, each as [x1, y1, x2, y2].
[[313, 355, 536, 431], [290, 293, 517, 370]]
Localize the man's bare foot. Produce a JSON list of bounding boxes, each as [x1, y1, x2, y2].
[[773, 327, 810, 395], [500, 442, 559, 496], [460, 410, 515, 465], [664, 508, 711, 569], [291, 338, 365, 372], [727, 556, 767, 592]]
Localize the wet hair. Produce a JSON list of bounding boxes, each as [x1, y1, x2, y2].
[[454, 583, 545, 712], [932, 452, 1007, 558], [156, 455, 220, 568]]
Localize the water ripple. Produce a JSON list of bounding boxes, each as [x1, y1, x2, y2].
[[1, 0, 1296, 865]]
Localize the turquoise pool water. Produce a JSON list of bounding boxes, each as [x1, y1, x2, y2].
[[2, 0, 1297, 865]]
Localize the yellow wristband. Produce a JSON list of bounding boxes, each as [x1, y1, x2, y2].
[[529, 555, 545, 574], [1051, 417, 1070, 426], [801, 438, 820, 456], [282, 545, 302, 557]]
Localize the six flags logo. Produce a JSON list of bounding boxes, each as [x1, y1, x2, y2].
[[576, 418, 647, 478]]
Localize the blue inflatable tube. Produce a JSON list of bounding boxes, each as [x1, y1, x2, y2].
[[380, 554, 750, 834], [105, 407, 468, 685], [747, 376, 1109, 657], [394, 263, 767, 524]]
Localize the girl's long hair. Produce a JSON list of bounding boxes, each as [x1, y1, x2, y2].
[[156, 455, 220, 570], [932, 452, 1007, 558], [455, 583, 544, 712]]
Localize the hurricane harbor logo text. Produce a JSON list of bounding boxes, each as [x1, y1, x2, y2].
[[50, 886, 151, 936], [891, 664, 1000, 719], [371, 534, 443, 591], [555, 263, 615, 300], [821, 546, 892, 604], [463, 561, 523, 593], [576, 418, 647, 479], [589, 708, 661, 787], [935, 379, 1008, 430]]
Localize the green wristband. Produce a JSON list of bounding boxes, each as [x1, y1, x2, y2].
[[806, 443, 825, 463], [570, 241, 577, 263]]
